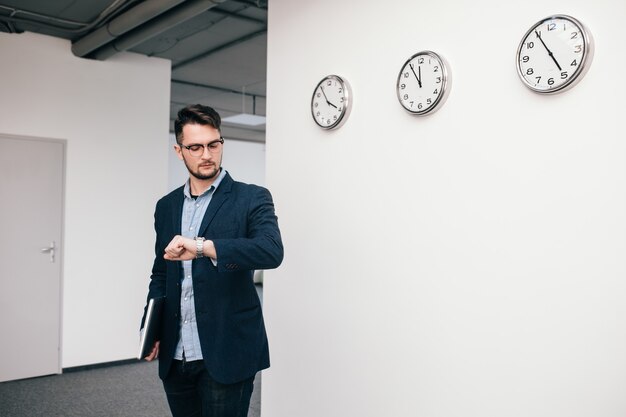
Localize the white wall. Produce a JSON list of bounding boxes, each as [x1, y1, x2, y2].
[[264, 1, 626, 416], [0, 32, 171, 368], [168, 133, 266, 191]]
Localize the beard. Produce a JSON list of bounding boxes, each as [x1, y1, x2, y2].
[[183, 156, 221, 181], [190, 166, 220, 180]]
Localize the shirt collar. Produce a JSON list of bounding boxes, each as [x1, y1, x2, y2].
[[183, 168, 227, 199]]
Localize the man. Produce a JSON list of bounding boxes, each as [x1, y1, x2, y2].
[[141, 104, 283, 417]]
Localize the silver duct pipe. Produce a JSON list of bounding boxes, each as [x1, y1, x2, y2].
[[93, 0, 228, 60], [71, 0, 188, 58]]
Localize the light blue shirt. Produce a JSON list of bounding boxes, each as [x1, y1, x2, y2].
[[174, 168, 226, 361]]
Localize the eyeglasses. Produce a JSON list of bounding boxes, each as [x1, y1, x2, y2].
[[181, 138, 224, 157]]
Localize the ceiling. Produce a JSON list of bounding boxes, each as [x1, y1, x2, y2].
[[0, 0, 268, 142]]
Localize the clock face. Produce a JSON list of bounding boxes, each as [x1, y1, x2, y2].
[[396, 51, 450, 115], [311, 75, 352, 129], [516, 15, 593, 94]]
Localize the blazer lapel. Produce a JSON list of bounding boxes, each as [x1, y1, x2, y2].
[[171, 187, 185, 235], [198, 172, 233, 237], [170, 188, 185, 280]]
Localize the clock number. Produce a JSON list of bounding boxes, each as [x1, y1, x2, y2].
[[316, 92, 321, 98], [418, 57, 424, 64], [522, 56, 530, 63], [327, 80, 332, 86], [436, 77, 441, 84], [571, 59, 578, 67], [535, 76, 542, 83], [526, 41, 534, 49], [427, 98, 432, 105], [547, 77, 554, 85], [434, 66, 439, 72], [526, 68, 534, 75], [403, 94, 409, 100], [404, 72, 409, 78], [560, 71, 568, 79], [333, 115, 338, 121], [418, 103, 423, 110], [433, 89, 438, 95], [547, 22, 556, 31], [409, 101, 414, 107], [571, 31, 579, 39], [338, 88, 343, 93], [574, 45, 582, 53], [400, 83, 406, 90]]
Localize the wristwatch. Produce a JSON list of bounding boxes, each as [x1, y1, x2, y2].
[[195, 237, 205, 259]]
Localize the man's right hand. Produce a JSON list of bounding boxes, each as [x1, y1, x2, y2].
[[144, 341, 160, 361]]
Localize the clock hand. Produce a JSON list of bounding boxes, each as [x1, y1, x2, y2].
[[320, 86, 338, 109], [409, 63, 422, 88], [534, 30, 562, 71]]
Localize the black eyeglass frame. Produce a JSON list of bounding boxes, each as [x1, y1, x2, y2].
[[180, 137, 224, 156]]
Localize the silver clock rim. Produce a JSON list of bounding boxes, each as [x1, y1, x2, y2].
[[311, 74, 352, 130], [515, 14, 594, 94], [396, 50, 450, 116]]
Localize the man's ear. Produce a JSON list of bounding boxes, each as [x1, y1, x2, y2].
[[174, 144, 184, 161]]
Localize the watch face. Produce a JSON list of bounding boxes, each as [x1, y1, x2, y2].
[[516, 14, 593, 94], [396, 51, 450, 116], [311, 75, 351, 129]]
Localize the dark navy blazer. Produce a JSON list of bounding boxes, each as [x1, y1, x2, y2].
[[143, 171, 284, 384]]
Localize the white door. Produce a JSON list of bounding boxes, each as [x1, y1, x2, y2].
[[0, 135, 64, 382]]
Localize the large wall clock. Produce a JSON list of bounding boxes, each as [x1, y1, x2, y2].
[[396, 50, 451, 116], [516, 14, 594, 94], [311, 75, 352, 129]]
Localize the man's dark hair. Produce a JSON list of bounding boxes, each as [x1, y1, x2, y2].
[[174, 104, 221, 144]]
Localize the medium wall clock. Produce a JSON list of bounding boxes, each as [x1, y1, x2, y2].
[[516, 14, 594, 94], [396, 50, 451, 116], [311, 75, 352, 129]]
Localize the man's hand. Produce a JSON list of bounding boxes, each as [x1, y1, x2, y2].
[[144, 341, 160, 361], [164, 235, 196, 261], [164, 235, 217, 261]]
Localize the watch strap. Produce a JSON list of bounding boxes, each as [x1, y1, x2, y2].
[[195, 237, 205, 259]]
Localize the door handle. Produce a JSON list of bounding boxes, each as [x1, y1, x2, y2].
[[40, 241, 55, 263]]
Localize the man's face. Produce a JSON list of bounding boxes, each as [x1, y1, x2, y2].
[[175, 123, 223, 181]]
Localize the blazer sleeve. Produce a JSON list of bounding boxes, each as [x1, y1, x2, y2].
[[140, 198, 168, 328], [212, 186, 284, 272]]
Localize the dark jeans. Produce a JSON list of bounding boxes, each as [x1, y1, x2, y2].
[[163, 360, 255, 417]]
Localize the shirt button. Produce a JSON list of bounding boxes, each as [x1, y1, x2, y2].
[[184, 320, 188, 324], [184, 297, 188, 301], [189, 227, 193, 231], [187, 275, 191, 278]]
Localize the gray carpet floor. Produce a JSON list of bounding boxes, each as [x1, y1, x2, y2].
[[0, 360, 261, 417], [0, 285, 264, 417]]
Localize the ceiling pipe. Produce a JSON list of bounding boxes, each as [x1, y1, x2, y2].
[[172, 28, 265, 70], [172, 79, 267, 98], [92, 0, 228, 60], [71, 0, 188, 58]]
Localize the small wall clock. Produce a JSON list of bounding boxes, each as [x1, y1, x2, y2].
[[396, 50, 451, 116], [311, 75, 352, 129], [516, 14, 594, 94]]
